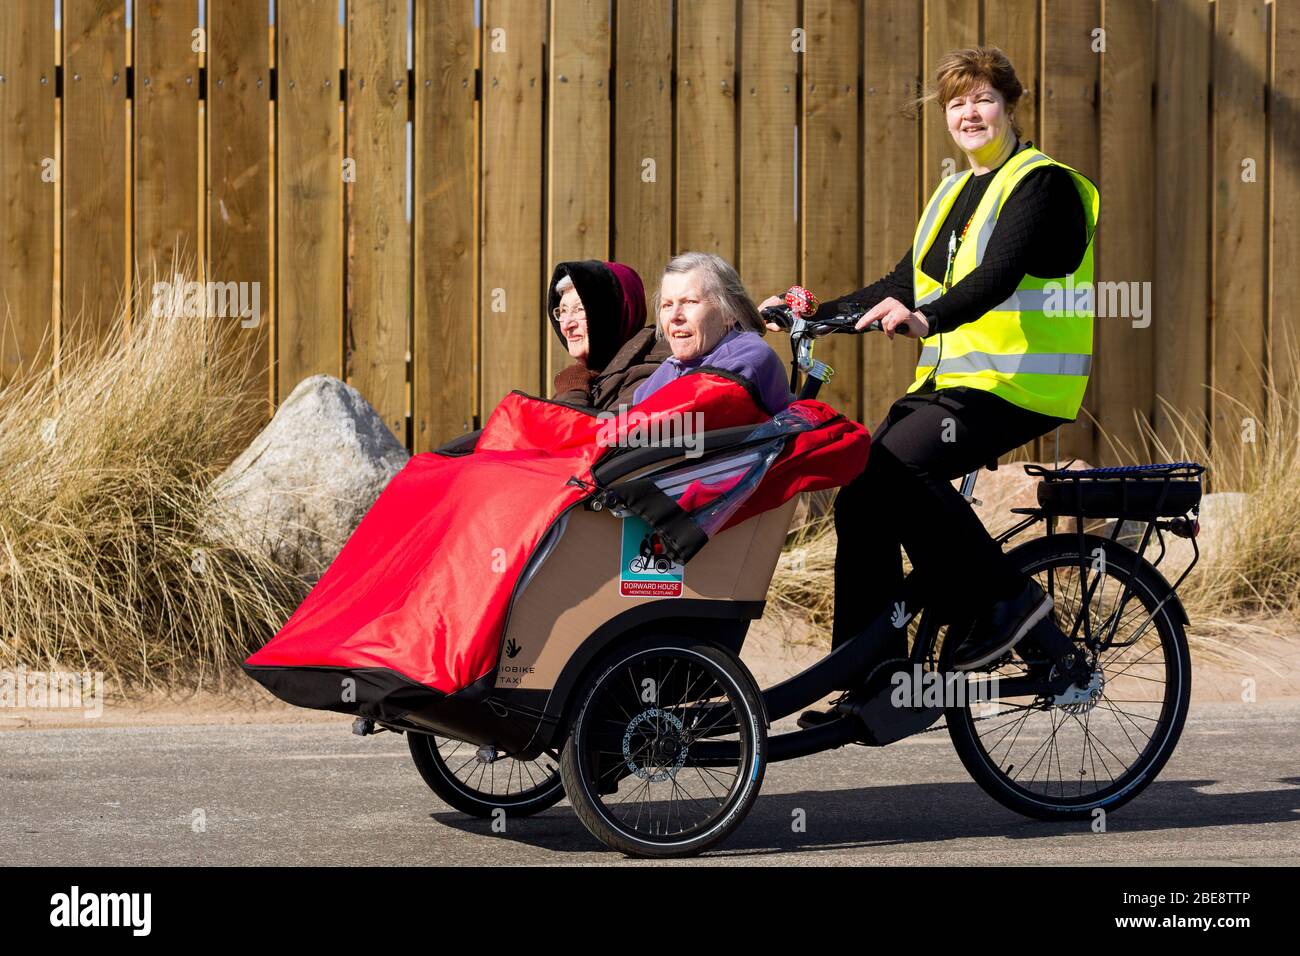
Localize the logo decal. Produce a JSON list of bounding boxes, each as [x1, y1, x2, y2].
[[890, 601, 913, 629], [619, 516, 683, 597]]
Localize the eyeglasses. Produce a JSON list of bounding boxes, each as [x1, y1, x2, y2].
[[552, 304, 587, 322]]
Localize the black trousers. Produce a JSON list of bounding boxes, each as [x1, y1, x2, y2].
[[831, 385, 1071, 652]]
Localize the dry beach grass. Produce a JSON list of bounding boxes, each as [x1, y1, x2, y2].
[[0, 271, 306, 692]]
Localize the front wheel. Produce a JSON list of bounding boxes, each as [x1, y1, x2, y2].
[[939, 534, 1192, 820], [560, 638, 767, 858]]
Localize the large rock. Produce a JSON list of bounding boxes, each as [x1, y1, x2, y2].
[[206, 375, 410, 580]]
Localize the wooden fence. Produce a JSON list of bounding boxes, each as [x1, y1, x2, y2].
[[1, 0, 1297, 467]]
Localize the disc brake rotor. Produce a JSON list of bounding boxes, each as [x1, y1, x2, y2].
[[1051, 667, 1106, 715], [622, 708, 688, 782]]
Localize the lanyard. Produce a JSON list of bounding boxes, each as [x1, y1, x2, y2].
[[942, 212, 976, 291], [940, 140, 1024, 290]]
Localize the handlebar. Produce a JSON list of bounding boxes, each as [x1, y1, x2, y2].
[[764, 289, 893, 401], [760, 305, 884, 336]]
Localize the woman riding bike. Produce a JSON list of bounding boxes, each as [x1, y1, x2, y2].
[[760, 46, 1101, 697]]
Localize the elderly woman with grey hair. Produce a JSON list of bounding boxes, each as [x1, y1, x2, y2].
[[632, 252, 792, 414]]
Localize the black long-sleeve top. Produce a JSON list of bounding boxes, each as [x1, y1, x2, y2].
[[814, 143, 1089, 335]]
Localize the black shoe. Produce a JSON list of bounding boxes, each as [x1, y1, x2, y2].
[[797, 700, 876, 744], [797, 655, 904, 737], [953, 579, 1053, 671], [797, 708, 840, 730]]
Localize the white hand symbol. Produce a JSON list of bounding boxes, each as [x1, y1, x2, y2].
[[890, 601, 913, 629]]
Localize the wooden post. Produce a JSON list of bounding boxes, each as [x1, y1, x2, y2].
[[345, 0, 410, 445], [0, 0, 57, 382], [413, 0, 478, 451]]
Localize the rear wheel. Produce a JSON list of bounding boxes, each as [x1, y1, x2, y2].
[[939, 534, 1191, 820], [560, 638, 766, 858], [408, 733, 564, 818]]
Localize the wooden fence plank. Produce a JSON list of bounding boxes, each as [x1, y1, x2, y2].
[[0, 0, 56, 382], [922, 0, 978, 200], [1153, 0, 1211, 453], [676, 0, 737, 259], [611, 0, 672, 304], [862, 0, 922, 431], [1095, 0, 1154, 464], [923, 0, 1015, 466], [981, 0, 1039, 146], [208, 0, 271, 413], [480, 0, 546, 412], [1211, 0, 1269, 471], [1274, 0, 1300, 404], [133, 1, 200, 274], [983, 0, 1040, 464], [413, 0, 477, 451], [1039, 0, 1099, 465], [737, 0, 798, 301], [277, 0, 344, 403], [802, 0, 862, 418], [346, 0, 410, 443], [62, 0, 128, 352], [546, 0, 611, 382]]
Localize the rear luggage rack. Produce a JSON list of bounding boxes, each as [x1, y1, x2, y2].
[[1025, 460, 1205, 520], [1005, 460, 1207, 606]]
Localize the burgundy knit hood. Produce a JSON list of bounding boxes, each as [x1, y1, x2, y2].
[[547, 260, 648, 372]]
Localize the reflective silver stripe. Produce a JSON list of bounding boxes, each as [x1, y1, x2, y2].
[[913, 177, 965, 305], [973, 210, 998, 263], [974, 156, 1053, 262], [918, 285, 1098, 317], [914, 174, 965, 267], [992, 284, 1093, 314], [914, 351, 1092, 376], [987, 283, 1092, 314]]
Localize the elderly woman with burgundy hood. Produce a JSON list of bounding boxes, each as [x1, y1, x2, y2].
[[548, 260, 671, 410]]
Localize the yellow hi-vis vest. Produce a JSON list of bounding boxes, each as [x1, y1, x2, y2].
[[907, 144, 1100, 420]]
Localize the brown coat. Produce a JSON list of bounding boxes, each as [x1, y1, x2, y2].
[[552, 327, 672, 410]]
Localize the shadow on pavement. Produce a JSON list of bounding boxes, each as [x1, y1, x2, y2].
[[419, 777, 1300, 857]]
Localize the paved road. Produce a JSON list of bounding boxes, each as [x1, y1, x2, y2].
[[2, 700, 1297, 866]]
